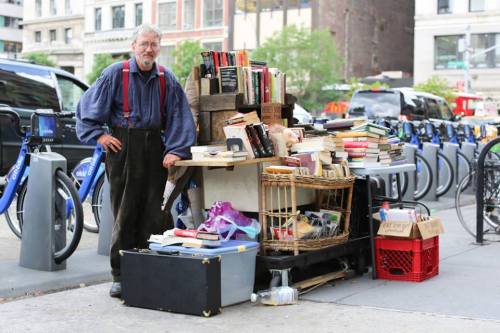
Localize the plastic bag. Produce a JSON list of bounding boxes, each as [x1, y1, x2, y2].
[[198, 201, 261, 241]]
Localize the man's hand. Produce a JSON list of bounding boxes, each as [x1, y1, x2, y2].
[[163, 153, 181, 168], [97, 134, 122, 153]]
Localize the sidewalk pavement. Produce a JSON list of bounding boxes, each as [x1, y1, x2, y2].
[[2, 202, 500, 332]]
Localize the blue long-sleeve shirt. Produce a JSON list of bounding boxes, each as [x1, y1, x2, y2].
[[76, 57, 195, 159]]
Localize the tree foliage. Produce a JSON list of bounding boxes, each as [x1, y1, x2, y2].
[[22, 52, 56, 67], [251, 25, 342, 112], [414, 75, 455, 103], [87, 54, 126, 84], [171, 40, 203, 87]]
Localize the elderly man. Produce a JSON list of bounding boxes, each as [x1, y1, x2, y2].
[[76, 23, 196, 298]]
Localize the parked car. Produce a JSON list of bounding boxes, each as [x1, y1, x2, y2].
[[293, 103, 313, 124], [0, 59, 92, 174], [347, 88, 455, 121]]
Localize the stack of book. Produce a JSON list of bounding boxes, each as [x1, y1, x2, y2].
[[223, 113, 275, 159], [387, 136, 407, 166], [335, 123, 408, 168], [148, 229, 221, 248], [280, 135, 349, 177], [191, 145, 249, 163]]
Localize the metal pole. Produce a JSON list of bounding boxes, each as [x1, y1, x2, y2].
[[464, 25, 471, 94], [475, 137, 500, 244]]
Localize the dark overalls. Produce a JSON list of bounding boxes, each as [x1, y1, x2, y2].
[[107, 61, 171, 282]]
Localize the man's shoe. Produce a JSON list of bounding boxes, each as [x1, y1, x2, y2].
[[109, 282, 122, 298]]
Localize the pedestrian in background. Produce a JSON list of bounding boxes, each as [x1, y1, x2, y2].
[[76, 23, 196, 298]]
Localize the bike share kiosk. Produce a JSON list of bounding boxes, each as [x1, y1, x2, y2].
[[97, 177, 113, 256], [20, 111, 69, 271]]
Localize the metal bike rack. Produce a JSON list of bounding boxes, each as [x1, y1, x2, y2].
[[461, 142, 476, 195], [402, 144, 417, 201], [97, 177, 113, 256], [19, 153, 67, 271], [476, 137, 500, 244], [443, 142, 459, 198], [422, 143, 439, 201]]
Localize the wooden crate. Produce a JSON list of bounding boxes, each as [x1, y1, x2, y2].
[[261, 102, 283, 125], [199, 110, 238, 144], [198, 94, 243, 144]]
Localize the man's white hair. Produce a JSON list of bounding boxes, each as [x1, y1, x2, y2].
[[132, 23, 162, 42]]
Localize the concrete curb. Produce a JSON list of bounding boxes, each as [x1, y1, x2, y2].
[[0, 249, 110, 299]]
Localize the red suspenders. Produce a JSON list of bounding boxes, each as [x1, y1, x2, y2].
[[122, 60, 166, 128]]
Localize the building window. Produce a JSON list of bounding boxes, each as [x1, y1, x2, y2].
[[112, 6, 125, 29], [437, 0, 452, 14], [65, 0, 71, 15], [496, 34, 500, 68], [183, 0, 195, 30], [135, 3, 143, 26], [203, 0, 223, 27], [35, 0, 41, 17], [3, 16, 20, 29], [35, 30, 41, 43], [469, 0, 485, 12], [202, 41, 222, 51], [95, 8, 102, 31], [50, 29, 57, 43], [434, 35, 463, 69], [159, 45, 176, 68], [470, 33, 496, 68], [3, 41, 22, 53], [65, 28, 72, 44], [50, 0, 56, 15], [158, 1, 177, 31]]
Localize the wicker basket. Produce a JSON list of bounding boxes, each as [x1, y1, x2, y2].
[[260, 173, 354, 255]]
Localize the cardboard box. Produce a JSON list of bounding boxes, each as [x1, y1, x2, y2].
[[375, 215, 444, 240]]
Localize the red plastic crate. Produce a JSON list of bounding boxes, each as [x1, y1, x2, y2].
[[375, 236, 439, 282]]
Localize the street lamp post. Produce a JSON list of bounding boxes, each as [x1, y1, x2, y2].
[[463, 26, 471, 94], [462, 25, 500, 94]]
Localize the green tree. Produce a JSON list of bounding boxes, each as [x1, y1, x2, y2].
[[22, 52, 56, 67], [251, 25, 342, 112], [414, 75, 455, 103], [87, 54, 127, 84], [171, 40, 203, 87]]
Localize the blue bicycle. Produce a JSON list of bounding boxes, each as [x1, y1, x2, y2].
[[0, 106, 83, 263], [6, 142, 106, 236], [70, 145, 106, 233]]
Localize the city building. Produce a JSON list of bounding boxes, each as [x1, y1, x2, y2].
[[22, 0, 85, 78], [414, 0, 500, 97], [83, 0, 228, 76], [0, 0, 23, 59], [231, 0, 415, 79]]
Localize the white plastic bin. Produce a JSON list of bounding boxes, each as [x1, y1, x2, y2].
[[150, 240, 259, 306]]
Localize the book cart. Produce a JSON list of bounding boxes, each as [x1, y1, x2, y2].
[[257, 173, 372, 289]]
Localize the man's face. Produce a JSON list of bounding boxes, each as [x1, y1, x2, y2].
[[132, 31, 160, 70]]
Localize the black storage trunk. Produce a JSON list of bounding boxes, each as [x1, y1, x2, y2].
[[120, 249, 221, 317]]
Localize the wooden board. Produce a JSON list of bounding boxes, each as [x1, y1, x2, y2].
[[199, 93, 244, 112], [175, 157, 280, 167]]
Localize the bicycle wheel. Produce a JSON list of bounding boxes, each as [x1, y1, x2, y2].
[[3, 180, 26, 239], [457, 151, 472, 185], [456, 171, 500, 238], [414, 152, 433, 201], [388, 173, 408, 200], [436, 152, 454, 197], [91, 174, 105, 230], [17, 170, 84, 264]]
